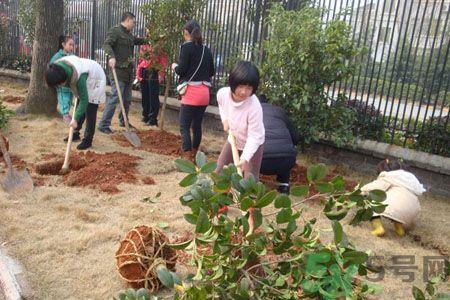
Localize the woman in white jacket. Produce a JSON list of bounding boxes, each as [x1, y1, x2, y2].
[[361, 159, 426, 237]]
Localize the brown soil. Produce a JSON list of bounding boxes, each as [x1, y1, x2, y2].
[[34, 151, 142, 194], [141, 176, 156, 185], [1, 154, 27, 170], [2, 95, 25, 104], [114, 129, 182, 157], [261, 164, 357, 193]]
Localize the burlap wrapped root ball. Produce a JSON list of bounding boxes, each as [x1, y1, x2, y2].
[[115, 225, 177, 292]]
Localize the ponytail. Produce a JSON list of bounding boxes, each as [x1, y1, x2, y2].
[[184, 20, 203, 45]]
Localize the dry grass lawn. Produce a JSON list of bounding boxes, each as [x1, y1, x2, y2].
[[0, 81, 449, 299]]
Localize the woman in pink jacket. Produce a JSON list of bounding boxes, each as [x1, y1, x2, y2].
[[215, 61, 265, 180]]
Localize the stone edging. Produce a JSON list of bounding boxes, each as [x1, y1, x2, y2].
[[1, 68, 449, 176]]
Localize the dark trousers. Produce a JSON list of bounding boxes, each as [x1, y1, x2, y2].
[[260, 156, 296, 184], [179, 104, 207, 151], [141, 70, 160, 124], [75, 100, 99, 143]]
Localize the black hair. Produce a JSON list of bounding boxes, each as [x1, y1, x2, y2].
[[121, 12, 136, 22], [184, 20, 203, 45], [229, 61, 260, 94], [45, 64, 68, 88], [376, 158, 404, 173], [58, 35, 73, 50]]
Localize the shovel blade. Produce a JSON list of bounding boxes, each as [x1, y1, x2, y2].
[[1, 169, 34, 195], [123, 131, 141, 148]]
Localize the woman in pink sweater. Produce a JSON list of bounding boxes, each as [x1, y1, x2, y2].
[[215, 61, 265, 180]]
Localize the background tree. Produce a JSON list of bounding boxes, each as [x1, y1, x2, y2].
[[23, 0, 63, 115], [140, 0, 206, 130]]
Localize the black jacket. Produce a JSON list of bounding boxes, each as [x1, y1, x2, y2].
[[262, 102, 299, 159], [175, 41, 215, 83]]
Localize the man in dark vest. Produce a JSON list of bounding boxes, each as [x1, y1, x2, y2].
[[98, 12, 146, 134], [259, 95, 299, 194]]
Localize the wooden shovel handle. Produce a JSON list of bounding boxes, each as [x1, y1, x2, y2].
[[62, 98, 78, 170], [111, 67, 131, 131], [228, 132, 242, 176]]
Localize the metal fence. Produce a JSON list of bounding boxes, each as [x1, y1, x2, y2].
[[0, 0, 449, 154]]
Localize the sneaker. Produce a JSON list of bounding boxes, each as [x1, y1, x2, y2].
[[63, 114, 72, 124], [98, 127, 113, 134], [63, 131, 81, 142], [277, 184, 290, 195], [77, 140, 92, 150]]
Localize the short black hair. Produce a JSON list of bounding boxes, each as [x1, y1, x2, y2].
[[121, 12, 136, 22], [45, 64, 68, 88], [229, 61, 260, 94], [376, 158, 404, 173], [184, 20, 203, 45]]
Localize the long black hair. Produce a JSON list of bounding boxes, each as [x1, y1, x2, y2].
[[58, 34, 72, 50], [184, 20, 203, 45]]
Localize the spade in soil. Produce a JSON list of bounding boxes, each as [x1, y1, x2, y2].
[[0, 133, 33, 195]]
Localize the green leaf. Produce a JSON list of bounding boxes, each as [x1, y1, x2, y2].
[[425, 282, 435, 296], [331, 176, 345, 191], [255, 182, 266, 198], [136, 288, 150, 300], [255, 190, 277, 208], [195, 151, 206, 168], [179, 173, 198, 187], [307, 164, 327, 182], [184, 213, 197, 224], [241, 215, 250, 235], [175, 159, 197, 174], [343, 250, 368, 266], [200, 161, 217, 173], [412, 286, 426, 300], [325, 208, 348, 221], [316, 182, 334, 193], [290, 185, 309, 197], [241, 197, 254, 211], [196, 209, 210, 234], [253, 209, 263, 229], [286, 220, 297, 236], [332, 220, 343, 244], [369, 189, 387, 202], [276, 208, 292, 224], [157, 267, 174, 288], [275, 194, 291, 208], [169, 239, 192, 250]]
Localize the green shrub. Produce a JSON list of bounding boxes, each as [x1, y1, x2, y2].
[[416, 116, 450, 157], [0, 97, 14, 129], [260, 4, 363, 147]]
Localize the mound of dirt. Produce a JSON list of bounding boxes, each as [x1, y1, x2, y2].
[[2, 95, 25, 104], [113, 129, 182, 157], [34, 151, 153, 194]]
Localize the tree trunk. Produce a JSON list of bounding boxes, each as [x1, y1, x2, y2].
[[159, 76, 172, 131], [24, 0, 63, 115]]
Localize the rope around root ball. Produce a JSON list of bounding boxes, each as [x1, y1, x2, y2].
[[115, 225, 177, 293]]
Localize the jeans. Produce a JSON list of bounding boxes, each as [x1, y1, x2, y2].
[[260, 156, 296, 184], [179, 104, 207, 151], [74, 99, 99, 143], [98, 78, 132, 130], [141, 70, 160, 123]]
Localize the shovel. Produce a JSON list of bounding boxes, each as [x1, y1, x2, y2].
[[111, 67, 141, 148], [0, 132, 33, 195], [61, 98, 78, 174], [228, 132, 254, 235]]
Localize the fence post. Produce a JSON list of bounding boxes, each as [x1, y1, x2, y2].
[[90, 0, 97, 59], [251, 0, 263, 61]]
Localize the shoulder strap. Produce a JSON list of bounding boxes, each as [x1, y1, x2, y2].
[[187, 45, 205, 83]]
